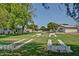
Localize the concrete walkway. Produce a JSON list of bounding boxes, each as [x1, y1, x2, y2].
[[47, 39, 73, 53], [0, 34, 36, 50], [12, 39, 26, 44], [13, 39, 34, 50], [58, 39, 66, 46], [32, 35, 36, 37], [49, 33, 57, 37]]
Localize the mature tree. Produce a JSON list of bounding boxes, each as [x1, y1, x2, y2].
[[40, 26, 46, 31], [0, 4, 9, 29], [34, 25, 38, 30], [28, 20, 38, 31], [0, 3, 32, 34], [47, 22, 59, 31], [10, 4, 32, 33], [64, 3, 79, 23], [42, 3, 79, 23]]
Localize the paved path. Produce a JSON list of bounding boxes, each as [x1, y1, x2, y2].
[[0, 34, 36, 50], [58, 39, 66, 46], [47, 39, 73, 53], [32, 35, 36, 37], [47, 39, 52, 50], [12, 39, 26, 44], [49, 33, 57, 37], [13, 39, 34, 50]]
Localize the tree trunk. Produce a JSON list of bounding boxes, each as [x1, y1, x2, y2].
[[12, 29, 16, 34], [22, 25, 25, 33]]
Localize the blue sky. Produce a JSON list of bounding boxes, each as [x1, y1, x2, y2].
[[32, 3, 76, 27]]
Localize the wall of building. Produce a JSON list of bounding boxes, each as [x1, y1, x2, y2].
[[64, 28, 78, 33]]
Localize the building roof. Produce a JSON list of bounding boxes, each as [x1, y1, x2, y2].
[[61, 25, 77, 29]]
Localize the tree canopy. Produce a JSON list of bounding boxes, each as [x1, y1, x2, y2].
[[40, 26, 46, 31], [0, 3, 32, 34], [42, 3, 79, 23], [47, 22, 59, 31], [28, 20, 38, 31]]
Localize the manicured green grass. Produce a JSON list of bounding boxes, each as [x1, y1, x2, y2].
[[0, 32, 79, 56], [50, 33, 79, 55], [0, 33, 35, 45], [58, 34, 79, 56], [0, 32, 49, 56]]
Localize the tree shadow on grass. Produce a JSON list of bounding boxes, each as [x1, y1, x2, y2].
[[0, 32, 31, 39], [12, 42, 78, 56], [47, 44, 79, 56], [16, 42, 48, 56], [0, 42, 46, 56], [0, 42, 79, 56], [18, 43, 79, 56], [68, 44, 79, 56]]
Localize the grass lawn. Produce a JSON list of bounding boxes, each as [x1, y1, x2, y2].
[[50, 33, 79, 56], [0, 33, 35, 45], [0, 32, 79, 56]]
